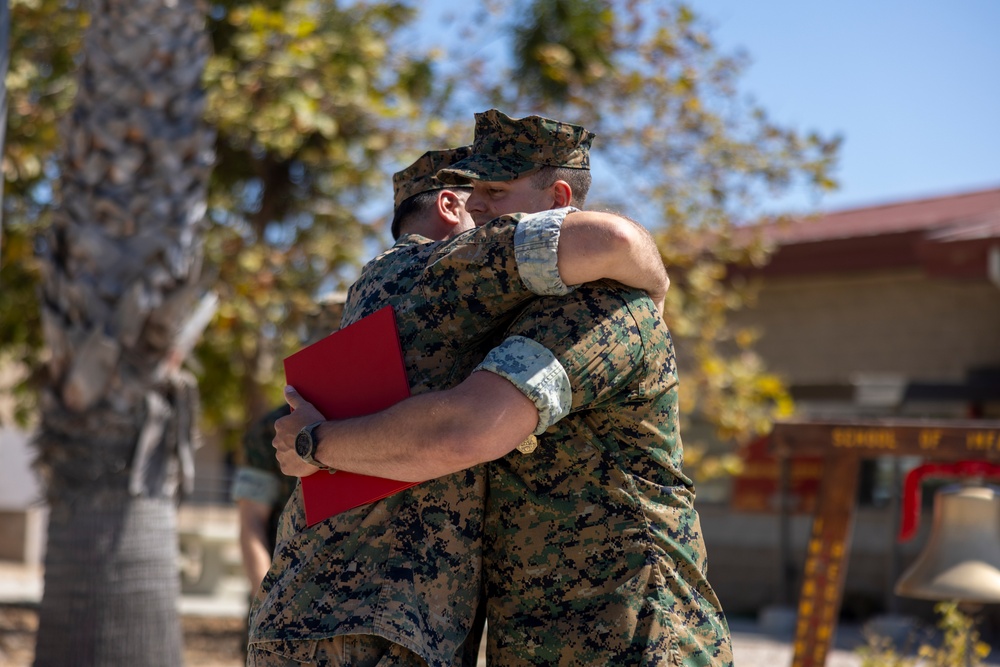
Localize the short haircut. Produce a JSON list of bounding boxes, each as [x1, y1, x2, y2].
[[391, 186, 472, 239], [529, 166, 591, 207]]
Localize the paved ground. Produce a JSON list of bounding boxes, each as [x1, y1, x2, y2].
[[0, 560, 870, 666], [8, 559, 996, 667]]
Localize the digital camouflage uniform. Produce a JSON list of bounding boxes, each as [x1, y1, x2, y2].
[[248, 145, 580, 667], [253, 111, 732, 666], [475, 285, 733, 666], [442, 111, 733, 666]]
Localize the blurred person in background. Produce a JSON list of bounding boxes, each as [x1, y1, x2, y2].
[[233, 296, 343, 657]]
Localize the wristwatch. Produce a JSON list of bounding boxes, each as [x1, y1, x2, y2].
[[295, 421, 333, 470]]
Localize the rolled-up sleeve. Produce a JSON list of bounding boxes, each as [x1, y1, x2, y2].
[[231, 466, 280, 506], [513, 207, 578, 296], [474, 335, 572, 434]]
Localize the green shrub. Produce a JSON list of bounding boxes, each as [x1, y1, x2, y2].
[[857, 602, 991, 667]]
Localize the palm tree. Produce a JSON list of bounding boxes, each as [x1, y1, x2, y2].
[[32, 0, 215, 664]]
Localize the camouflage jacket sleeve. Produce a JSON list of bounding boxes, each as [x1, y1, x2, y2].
[[475, 335, 572, 434], [423, 206, 578, 297], [475, 283, 658, 428], [511, 206, 578, 295]]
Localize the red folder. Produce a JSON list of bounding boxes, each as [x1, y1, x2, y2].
[[283, 305, 416, 526]]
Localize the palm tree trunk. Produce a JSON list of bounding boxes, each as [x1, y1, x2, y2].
[[32, 0, 215, 664], [35, 498, 183, 665]]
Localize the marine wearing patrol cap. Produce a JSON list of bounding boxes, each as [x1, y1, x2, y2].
[[437, 109, 595, 184], [392, 145, 474, 210], [390, 145, 473, 239]]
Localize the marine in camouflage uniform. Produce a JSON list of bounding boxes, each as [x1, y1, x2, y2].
[[248, 145, 585, 667], [435, 111, 734, 666], [475, 287, 731, 666]]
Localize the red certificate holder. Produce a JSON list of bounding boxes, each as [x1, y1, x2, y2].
[[283, 305, 416, 526]]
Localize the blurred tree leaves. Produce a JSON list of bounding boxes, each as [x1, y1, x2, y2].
[[448, 0, 840, 472], [196, 0, 442, 445], [1, 0, 85, 425], [2, 0, 452, 449], [3, 0, 840, 470], [513, 0, 615, 100]]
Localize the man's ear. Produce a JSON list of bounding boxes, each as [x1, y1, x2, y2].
[[437, 190, 464, 226], [552, 180, 573, 208]]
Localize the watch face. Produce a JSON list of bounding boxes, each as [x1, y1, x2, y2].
[[295, 430, 313, 458]]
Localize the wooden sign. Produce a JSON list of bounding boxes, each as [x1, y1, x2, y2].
[[730, 436, 824, 514], [788, 453, 859, 667], [772, 419, 1000, 460], [770, 418, 1000, 667]]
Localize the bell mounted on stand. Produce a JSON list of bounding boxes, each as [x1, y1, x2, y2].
[[894, 460, 1000, 603]]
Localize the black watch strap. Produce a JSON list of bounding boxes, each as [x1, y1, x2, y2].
[[297, 421, 334, 471]]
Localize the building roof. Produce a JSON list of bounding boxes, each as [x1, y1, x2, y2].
[[743, 186, 1000, 279], [760, 187, 1000, 244]]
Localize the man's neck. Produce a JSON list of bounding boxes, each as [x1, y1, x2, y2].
[[398, 219, 453, 242]]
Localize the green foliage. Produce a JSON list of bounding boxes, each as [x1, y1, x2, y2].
[[918, 602, 992, 667], [0, 222, 41, 426], [857, 602, 992, 667], [3, 0, 84, 197], [513, 0, 614, 100], [3, 0, 841, 464], [1, 0, 444, 446], [446, 0, 839, 464], [1, 0, 84, 427], [858, 634, 915, 667], [195, 1, 463, 449]]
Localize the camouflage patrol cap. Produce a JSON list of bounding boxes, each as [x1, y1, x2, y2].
[[392, 145, 474, 210], [437, 109, 595, 184]]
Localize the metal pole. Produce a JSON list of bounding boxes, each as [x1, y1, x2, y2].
[[886, 457, 902, 615], [778, 453, 794, 606]]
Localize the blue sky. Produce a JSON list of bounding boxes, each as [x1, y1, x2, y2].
[[701, 0, 1000, 213], [415, 0, 1000, 215]]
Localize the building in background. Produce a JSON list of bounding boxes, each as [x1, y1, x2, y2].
[[702, 186, 1000, 621]]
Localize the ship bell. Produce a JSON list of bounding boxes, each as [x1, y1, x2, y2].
[[895, 483, 1000, 603]]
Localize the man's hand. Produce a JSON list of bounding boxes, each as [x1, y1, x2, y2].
[[272, 385, 327, 477]]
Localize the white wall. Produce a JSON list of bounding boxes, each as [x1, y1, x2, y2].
[[0, 427, 42, 509]]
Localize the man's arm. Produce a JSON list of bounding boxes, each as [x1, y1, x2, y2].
[[274, 373, 537, 481], [431, 207, 666, 310], [274, 285, 650, 482], [274, 285, 653, 481], [233, 404, 290, 590], [237, 498, 275, 591], [557, 211, 668, 313], [272, 212, 664, 479]]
